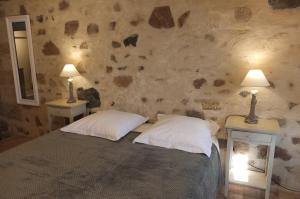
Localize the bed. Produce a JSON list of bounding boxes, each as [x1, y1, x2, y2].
[[0, 129, 222, 199]]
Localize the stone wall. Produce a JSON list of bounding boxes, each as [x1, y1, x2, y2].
[[0, 0, 300, 189]]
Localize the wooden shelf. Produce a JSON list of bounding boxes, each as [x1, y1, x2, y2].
[[229, 169, 267, 190]]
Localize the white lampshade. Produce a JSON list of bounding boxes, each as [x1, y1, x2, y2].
[[60, 64, 80, 78], [241, 69, 270, 87]]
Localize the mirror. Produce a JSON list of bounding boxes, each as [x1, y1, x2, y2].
[[6, 15, 39, 106]]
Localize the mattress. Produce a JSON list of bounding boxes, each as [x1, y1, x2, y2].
[[0, 130, 222, 199]]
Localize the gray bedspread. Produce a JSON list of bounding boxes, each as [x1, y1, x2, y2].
[[0, 130, 222, 199]]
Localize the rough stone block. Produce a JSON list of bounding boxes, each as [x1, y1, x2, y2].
[[20, 5, 27, 15], [123, 34, 138, 47], [112, 41, 121, 48], [200, 99, 221, 110], [234, 6, 252, 22], [87, 24, 99, 34], [59, 0, 69, 10], [214, 79, 225, 87], [275, 146, 292, 161], [185, 110, 205, 119], [42, 41, 60, 55], [36, 73, 46, 85], [113, 76, 133, 87], [79, 41, 88, 49], [0, 103, 22, 121], [193, 78, 207, 89], [178, 11, 190, 28], [149, 6, 175, 29], [269, 0, 300, 9], [65, 20, 79, 36]]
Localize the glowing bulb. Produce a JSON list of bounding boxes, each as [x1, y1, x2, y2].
[[252, 53, 263, 63], [232, 153, 249, 182], [71, 51, 81, 61], [248, 52, 265, 65]]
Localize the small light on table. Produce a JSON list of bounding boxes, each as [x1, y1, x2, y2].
[[241, 69, 270, 124], [60, 64, 80, 103]]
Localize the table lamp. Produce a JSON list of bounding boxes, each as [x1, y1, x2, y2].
[[60, 64, 80, 103], [241, 69, 270, 124]]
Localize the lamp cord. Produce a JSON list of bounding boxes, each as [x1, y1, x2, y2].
[[225, 114, 246, 122], [248, 163, 300, 193]]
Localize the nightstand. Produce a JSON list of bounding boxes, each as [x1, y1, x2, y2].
[[46, 99, 88, 131], [224, 116, 280, 199]]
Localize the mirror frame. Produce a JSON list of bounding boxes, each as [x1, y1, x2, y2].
[[6, 15, 40, 106]]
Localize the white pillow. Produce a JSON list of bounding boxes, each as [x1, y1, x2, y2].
[[133, 115, 213, 157], [157, 113, 220, 136], [61, 110, 148, 141]]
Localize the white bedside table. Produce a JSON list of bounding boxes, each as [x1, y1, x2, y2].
[[224, 116, 280, 199], [46, 99, 88, 131]]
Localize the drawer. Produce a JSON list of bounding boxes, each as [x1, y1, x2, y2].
[[48, 106, 70, 117], [231, 130, 272, 144]]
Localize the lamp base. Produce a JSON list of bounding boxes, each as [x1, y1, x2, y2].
[[244, 93, 258, 124], [67, 78, 76, 104], [244, 115, 258, 124], [67, 98, 76, 104]]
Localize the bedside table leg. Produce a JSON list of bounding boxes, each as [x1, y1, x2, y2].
[[69, 117, 74, 123], [265, 137, 276, 199], [225, 131, 233, 197]]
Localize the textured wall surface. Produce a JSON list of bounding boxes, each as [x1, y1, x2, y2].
[[0, 0, 300, 190]]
